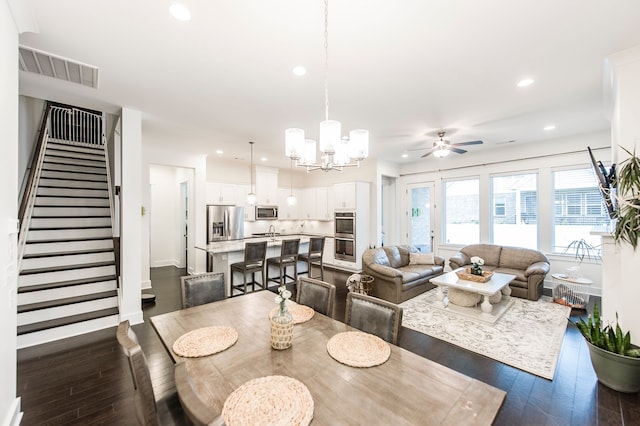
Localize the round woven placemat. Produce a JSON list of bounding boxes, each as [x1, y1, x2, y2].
[[270, 304, 315, 324], [222, 375, 314, 426], [326, 331, 391, 368], [172, 326, 238, 358]]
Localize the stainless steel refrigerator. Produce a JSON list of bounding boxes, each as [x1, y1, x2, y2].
[[207, 205, 245, 242]]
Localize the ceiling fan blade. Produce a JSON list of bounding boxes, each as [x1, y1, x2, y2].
[[407, 146, 430, 151], [450, 147, 467, 154], [453, 140, 483, 147], [421, 151, 433, 158]]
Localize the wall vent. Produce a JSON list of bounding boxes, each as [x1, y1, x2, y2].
[[19, 45, 99, 89]]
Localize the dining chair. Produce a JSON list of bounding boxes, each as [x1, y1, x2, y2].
[[174, 362, 224, 426], [298, 236, 326, 280], [180, 272, 225, 309], [345, 292, 403, 344], [296, 277, 336, 317], [266, 238, 300, 288], [230, 241, 268, 296], [116, 320, 160, 426]]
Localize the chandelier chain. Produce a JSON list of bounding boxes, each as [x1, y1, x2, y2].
[[324, 0, 329, 122]]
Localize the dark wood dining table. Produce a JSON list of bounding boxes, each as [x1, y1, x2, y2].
[[151, 291, 505, 425]]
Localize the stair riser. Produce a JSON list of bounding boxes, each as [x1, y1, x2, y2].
[[18, 297, 118, 326], [47, 142, 105, 154], [27, 227, 112, 241], [17, 280, 118, 305], [38, 178, 108, 190], [44, 154, 105, 167], [30, 217, 111, 229], [42, 162, 106, 175], [35, 197, 110, 207], [24, 239, 114, 255], [18, 265, 116, 287], [32, 206, 110, 217], [45, 148, 105, 162], [39, 170, 107, 182], [21, 252, 115, 270], [37, 187, 108, 198], [17, 314, 119, 349]]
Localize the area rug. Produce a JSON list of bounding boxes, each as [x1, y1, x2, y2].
[[400, 289, 571, 380]]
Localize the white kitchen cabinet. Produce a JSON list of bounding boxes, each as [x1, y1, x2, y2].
[[206, 182, 241, 205], [278, 188, 300, 220], [333, 182, 357, 210], [237, 185, 255, 221], [316, 186, 331, 221], [323, 237, 335, 265], [299, 188, 317, 220], [255, 166, 279, 205]]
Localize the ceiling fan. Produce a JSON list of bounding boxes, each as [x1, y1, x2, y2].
[[412, 131, 483, 158]]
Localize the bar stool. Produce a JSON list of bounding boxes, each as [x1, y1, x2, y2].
[[298, 236, 326, 280], [230, 241, 268, 296], [266, 238, 300, 288]]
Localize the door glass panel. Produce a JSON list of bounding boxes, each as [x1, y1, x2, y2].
[[409, 184, 432, 253]]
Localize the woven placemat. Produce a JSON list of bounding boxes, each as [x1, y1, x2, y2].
[[326, 331, 391, 368], [172, 326, 238, 358], [269, 304, 315, 324], [222, 375, 314, 426]]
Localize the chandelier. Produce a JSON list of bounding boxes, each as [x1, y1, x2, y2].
[[284, 0, 369, 172]]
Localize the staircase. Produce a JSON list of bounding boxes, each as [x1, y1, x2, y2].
[[17, 106, 119, 349]]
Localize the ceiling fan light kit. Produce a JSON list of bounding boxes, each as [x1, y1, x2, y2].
[[417, 131, 483, 158], [284, 0, 369, 172]]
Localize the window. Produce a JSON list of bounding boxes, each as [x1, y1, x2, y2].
[[491, 173, 538, 249], [443, 178, 479, 245], [552, 168, 610, 254]]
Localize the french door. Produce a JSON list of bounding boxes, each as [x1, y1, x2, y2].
[[407, 183, 434, 253]]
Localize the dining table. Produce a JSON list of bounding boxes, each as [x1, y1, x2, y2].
[[150, 290, 506, 425]]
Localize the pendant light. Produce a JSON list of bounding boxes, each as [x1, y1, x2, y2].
[[286, 158, 297, 206], [246, 141, 257, 206]]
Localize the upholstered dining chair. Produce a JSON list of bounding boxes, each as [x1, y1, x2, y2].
[[345, 292, 403, 345], [116, 320, 160, 426], [298, 236, 326, 280], [174, 362, 224, 426], [180, 272, 225, 309], [266, 238, 300, 288], [296, 277, 336, 317], [230, 241, 268, 295]]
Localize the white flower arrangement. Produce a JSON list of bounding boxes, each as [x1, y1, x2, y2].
[[274, 285, 292, 315], [470, 256, 485, 266]]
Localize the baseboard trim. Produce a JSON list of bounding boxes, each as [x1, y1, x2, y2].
[[2, 397, 23, 426], [141, 279, 152, 290]]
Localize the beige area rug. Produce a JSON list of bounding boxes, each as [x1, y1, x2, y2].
[[400, 289, 571, 380]]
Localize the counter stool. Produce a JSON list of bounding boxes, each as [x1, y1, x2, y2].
[[266, 238, 300, 289], [298, 236, 326, 280], [230, 241, 267, 296]]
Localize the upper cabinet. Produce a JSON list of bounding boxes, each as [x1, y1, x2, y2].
[[206, 182, 241, 205], [333, 182, 370, 210], [297, 187, 332, 221], [254, 166, 279, 205], [278, 188, 300, 220]]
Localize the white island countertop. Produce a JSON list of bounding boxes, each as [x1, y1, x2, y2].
[[195, 234, 331, 254]]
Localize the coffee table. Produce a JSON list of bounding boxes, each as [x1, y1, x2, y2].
[[429, 269, 517, 323]]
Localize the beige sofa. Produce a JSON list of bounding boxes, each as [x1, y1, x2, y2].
[[362, 245, 445, 304], [448, 244, 550, 301]]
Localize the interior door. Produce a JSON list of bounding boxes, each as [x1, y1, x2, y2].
[[407, 183, 434, 253]]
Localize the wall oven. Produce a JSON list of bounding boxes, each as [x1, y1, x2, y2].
[[334, 237, 356, 262], [334, 212, 355, 238]]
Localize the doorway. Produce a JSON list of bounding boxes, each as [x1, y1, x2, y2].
[[407, 182, 434, 253], [180, 181, 189, 268]]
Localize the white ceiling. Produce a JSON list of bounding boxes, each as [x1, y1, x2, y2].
[[18, 0, 640, 169]]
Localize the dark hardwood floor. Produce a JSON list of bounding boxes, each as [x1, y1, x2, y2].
[[17, 266, 639, 425]]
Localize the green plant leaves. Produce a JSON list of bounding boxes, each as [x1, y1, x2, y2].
[[614, 146, 640, 250], [570, 304, 639, 357]]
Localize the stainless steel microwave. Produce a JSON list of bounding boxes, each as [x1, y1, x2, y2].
[[255, 205, 278, 220]]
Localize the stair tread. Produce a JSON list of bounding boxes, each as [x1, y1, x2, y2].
[[18, 290, 118, 313], [26, 236, 113, 244], [35, 194, 109, 199], [18, 275, 117, 293], [28, 226, 111, 232], [22, 247, 115, 259], [20, 260, 115, 275], [17, 307, 119, 335]]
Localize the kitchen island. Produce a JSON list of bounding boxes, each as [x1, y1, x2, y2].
[[196, 235, 329, 296]]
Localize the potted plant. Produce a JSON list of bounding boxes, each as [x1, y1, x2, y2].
[[563, 238, 600, 278], [614, 147, 640, 250], [572, 304, 640, 393]]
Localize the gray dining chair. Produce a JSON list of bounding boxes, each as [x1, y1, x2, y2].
[[180, 272, 225, 309], [116, 320, 160, 426], [174, 362, 224, 426], [296, 277, 335, 317], [345, 292, 403, 344]]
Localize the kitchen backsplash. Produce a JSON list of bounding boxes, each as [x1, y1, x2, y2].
[[244, 219, 333, 237]]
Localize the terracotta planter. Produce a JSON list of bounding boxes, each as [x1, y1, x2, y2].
[[586, 340, 640, 393]]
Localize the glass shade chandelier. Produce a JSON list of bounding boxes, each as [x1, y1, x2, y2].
[[246, 141, 257, 205], [285, 0, 369, 172]]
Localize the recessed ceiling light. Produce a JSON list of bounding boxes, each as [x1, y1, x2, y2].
[[401, 153, 408, 158], [517, 78, 534, 87], [260, 157, 267, 162], [544, 125, 556, 131], [170, 4, 191, 21], [216, 149, 223, 154], [293, 66, 307, 76]]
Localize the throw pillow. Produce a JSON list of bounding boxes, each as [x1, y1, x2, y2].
[[409, 252, 435, 265]]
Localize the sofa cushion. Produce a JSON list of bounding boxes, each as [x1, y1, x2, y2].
[[494, 267, 527, 283], [499, 246, 548, 271], [461, 244, 502, 266], [409, 252, 434, 265], [384, 246, 404, 269], [399, 264, 441, 279], [368, 248, 390, 267]]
